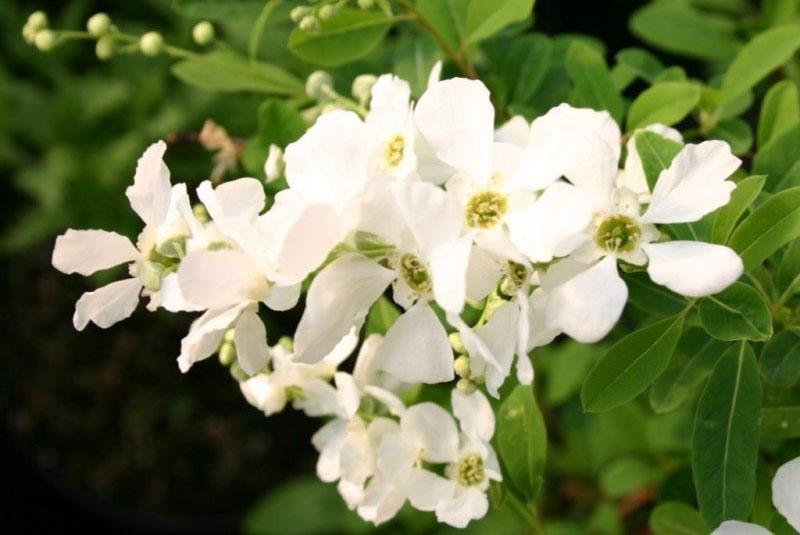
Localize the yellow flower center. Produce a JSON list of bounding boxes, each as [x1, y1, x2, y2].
[[383, 134, 405, 168], [595, 215, 641, 253], [400, 253, 431, 293], [457, 453, 485, 487], [465, 190, 508, 229]]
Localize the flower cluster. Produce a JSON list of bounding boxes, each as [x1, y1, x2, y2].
[[52, 66, 750, 527]]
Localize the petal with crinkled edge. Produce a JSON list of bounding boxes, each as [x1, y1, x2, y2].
[[126, 140, 171, 227], [53, 229, 139, 276], [73, 278, 142, 330]]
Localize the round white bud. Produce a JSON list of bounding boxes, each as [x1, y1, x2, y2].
[[86, 13, 111, 36], [27, 11, 48, 32], [34, 29, 56, 52], [357, 0, 375, 8], [299, 15, 319, 33], [192, 21, 215, 45], [457, 378, 477, 394], [95, 35, 115, 60], [139, 31, 164, 56], [289, 6, 309, 23], [453, 355, 471, 378], [305, 70, 333, 100], [351, 74, 377, 103], [318, 4, 335, 20]]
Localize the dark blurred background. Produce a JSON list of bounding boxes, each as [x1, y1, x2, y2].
[[0, 1, 646, 533]]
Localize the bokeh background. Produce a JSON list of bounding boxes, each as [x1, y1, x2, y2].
[[0, 1, 657, 533]]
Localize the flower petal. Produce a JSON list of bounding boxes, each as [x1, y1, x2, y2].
[[311, 419, 347, 482], [358, 475, 406, 526], [126, 140, 171, 227], [546, 256, 628, 343], [178, 249, 267, 310], [402, 468, 457, 512], [234, 307, 269, 375], [73, 278, 142, 330], [452, 389, 495, 442], [402, 402, 459, 463], [415, 78, 494, 182], [294, 254, 395, 363], [435, 487, 489, 529], [177, 304, 247, 372], [711, 520, 772, 535], [495, 115, 530, 147], [376, 301, 455, 384], [430, 234, 473, 314], [642, 241, 743, 297], [641, 140, 740, 224], [53, 229, 139, 276], [619, 124, 683, 196], [506, 181, 593, 263], [772, 456, 800, 531]]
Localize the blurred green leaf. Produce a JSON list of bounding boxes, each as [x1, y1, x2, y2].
[[243, 476, 370, 535], [708, 118, 752, 156], [582, 312, 686, 413], [761, 405, 800, 439], [599, 456, 660, 498], [288, 8, 395, 67], [777, 239, 800, 295], [393, 34, 441, 97], [365, 296, 401, 335], [753, 122, 800, 191], [729, 186, 800, 270], [496, 384, 547, 501], [757, 81, 800, 147], [626, 81, 700, 132], [635, 130, 683, 191], [464, 0, 535, 46], [649, 502, 707, 535], [173, 0, 265, 19], [242, 98, 307, 176], [692, 342, 761, 528], [172, 50, 303, 94], [721, 24, 800, 103], [503, 33, 553, 105], [629, 2, 741, 61], [650, 328, 728, 414], [565, 41, 624, 122], [711, 175, 766, 245], [625, 271, 688, 317], [761, 330, 800, 388], [698, 282, 773, 342], [538, 340, 598, 406], [615, 47, 665, 84]]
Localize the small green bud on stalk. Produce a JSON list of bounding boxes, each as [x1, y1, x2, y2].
[[34, 29, 56, 52], [318, 4, 336, 20], [457, 378, 477, 394], [223, 328, 236, 344], [299, 15, 320, 33], [449, 332, 466, 355], [290, 6, 309, 23], [27, 11, 48, 32], [95, 35, 116, 60], [192, 21, 215, 45], [192, 203, 209, 223], [278, 336, 294, 352], [453, 355, 471, 378], [358, 0, 375, 8], [218, 342, 236, 366], [87, 13, 111, 36], [306, 70, 334, 100], [352, 74, 377, 104], [229, 361, 249, 382], [140, 31, 164, 56]]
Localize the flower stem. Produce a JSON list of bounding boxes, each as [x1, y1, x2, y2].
[[506, 492, 546, 535]]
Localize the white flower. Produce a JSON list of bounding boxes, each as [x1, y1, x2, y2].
[[544, 138, 744, 343], [52, 141, 201, 330], [773, 456, 800, 532], [294, 181, 469, 385], [618, 124, 683, 201], [711, 520, 771, 535]]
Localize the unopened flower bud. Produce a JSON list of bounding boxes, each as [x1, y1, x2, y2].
[[95, 35, 116, 60], [453, 355, 471, 378], [299, 15, 319, 33], [218, 341, 236, 366], [87, 13, 111, 36], [34, 29, 56, 52], [306, 70, 333, 100], [278, 336, 294, 352], [352, 74, 377, 103], [449, 332, 466, 355], [223, 328, 236, 344], [457, 378, 477, 394], [192, 203, 209, 223], [264, 144, 284, 183], [22, 24, 37, 44], [140, 31, 164, 56], [27, 11, 48, 32], [358, 0, 375, 8], [138, 260, 163, 292], [290, 6, 309, 23], [318, 4, 335, 20], [192, 21, 215, 45], [229, 360, 249, 382]]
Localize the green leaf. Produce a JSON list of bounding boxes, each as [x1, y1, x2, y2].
[[711, 175, 766, 245], [650, 328, 728, 414], [653, 66, 688, 84], [504, 33, 553, 104], [698, 282, 773, 341], [709, 118, 753, 156], [778, 239, 800, 295], [173, 0, 264, 20], [599, 457, 660, 498], [288, 8, 395, 67], [626, 82, 700, 132], [537, 341, 599, 406], [242, 99, 307, 176], [761, 331, 800, 388], [757, 81, 800, 147], [171, 51, 303, 94], [625, 271, 688, 317], [615, 47, 665, 84], [496, 384, 547, 501], [393, 34, 441, 98], [692, 342, 762, 528], [729, 186, 800, 270], [761, 405, 800, 439], [565, 41, 624, 123], [365, 296, 401, 336], [634, 130, 684, 191], [243, 476, 370, 535], [465, 0, 535, 46], [649, 502, 708, 535], [415, 0, 469, 52], [629, 2, 741, 61], [581, 312, 686, 413], [721, 24, 800, 103], [753, 122, 800, 191]]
